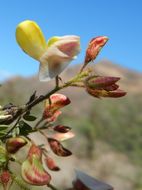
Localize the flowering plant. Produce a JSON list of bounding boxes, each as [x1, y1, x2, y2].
[[0, 20, 126, 190]]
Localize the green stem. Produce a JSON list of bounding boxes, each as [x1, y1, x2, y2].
[[48, 183, 60, 190]]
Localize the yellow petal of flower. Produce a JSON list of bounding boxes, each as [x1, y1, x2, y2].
[[47, 36, 60, 47], [16, 20, 47, 60]]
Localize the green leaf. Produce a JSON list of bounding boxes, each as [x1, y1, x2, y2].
[[19, 121, 32, 136], [23, 114, 37, 121], [0, 131, 7, 137], [0, 125, 9, 131]]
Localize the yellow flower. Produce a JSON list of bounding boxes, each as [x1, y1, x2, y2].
[[16, 20, 80, 81]]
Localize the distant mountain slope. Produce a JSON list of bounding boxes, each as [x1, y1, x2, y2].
[[0, 60, 142, 104]]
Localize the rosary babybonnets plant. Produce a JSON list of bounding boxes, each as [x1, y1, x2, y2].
[[0, 20, 126, 190]]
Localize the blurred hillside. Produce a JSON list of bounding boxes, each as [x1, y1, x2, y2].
[[0, 60, 142, 190]]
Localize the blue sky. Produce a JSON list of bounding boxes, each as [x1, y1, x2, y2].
[[0, 0, 142, 81]]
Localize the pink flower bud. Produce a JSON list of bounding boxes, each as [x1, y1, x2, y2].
[[43, 94, 70, 122], [44, 156, 60, 171], [85, 36, 108, 64], [6, 137, 27, 154], [81, 36, 108, 71], [49, 93, 71, 109]]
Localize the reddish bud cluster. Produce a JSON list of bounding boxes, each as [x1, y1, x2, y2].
[[85, 76, 126, 98]]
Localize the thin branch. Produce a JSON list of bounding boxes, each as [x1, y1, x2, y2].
[[55, 75, 59, 88], [35, 117, 44, 129], [48, 183, 60, 190], [2, 116, 21, 139]]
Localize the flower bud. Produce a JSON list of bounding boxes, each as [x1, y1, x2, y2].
[[44, 156, 60, 171], [81, 36, 108, 71], [43, 94, 70, 122], [0, 171, 11, 184], [85, 76, 120, 90], [87, 88, 126, 98], [85, 36, 108, 64], [0, 170, 11, 190], [48, 138, 72, 157], [53, 125, 71, 133], [6, 137, 27, 154], [103, 84, 119, 91], [48, 94, 71, 109]]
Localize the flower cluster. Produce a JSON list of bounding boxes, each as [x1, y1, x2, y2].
[[0, 19, 126, 190]]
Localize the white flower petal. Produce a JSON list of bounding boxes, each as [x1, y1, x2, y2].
[[39, 46, 73, 81], [39, 35, 80, 81]]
